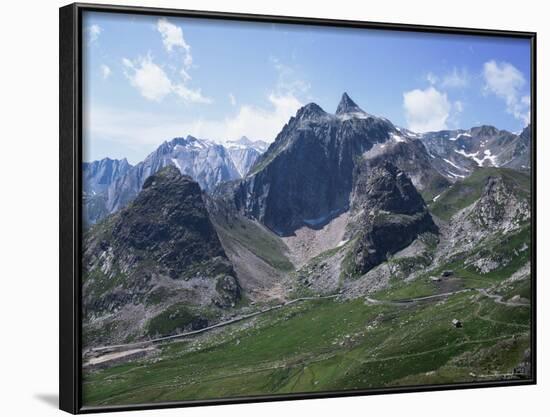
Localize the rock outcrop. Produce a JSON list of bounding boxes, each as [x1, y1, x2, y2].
[[345, 160, 438, 277], [82, 166, 240, 346]]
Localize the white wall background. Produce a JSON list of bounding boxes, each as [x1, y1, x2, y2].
[[0, 0, 546, 415]]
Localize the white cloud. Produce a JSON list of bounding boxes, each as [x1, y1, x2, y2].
[[403, 86, 451, 132], [173, 83, 211, 104], [100, 64, 111, 80], [86, 24, 102, 44], [454, 100, 464, 113], [441, 68, 469, 88], [270, 57, 311, 96], [121, 19, 211, 104], [85, 92, 302, 160], [446, 100, 465, 129], [426, 72, 438, 85], [426, 68, 469, 89], [123, 55, 173, 101], [157, 18, 192, 68], [483, 60, 530, 125], [222, 93, 302, 141], [122, 55, 211, 103], [95, 53, 307, 161], [180, 67, 191, 82]]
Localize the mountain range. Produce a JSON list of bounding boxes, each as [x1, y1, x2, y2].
[[83, 136, 268, 227], [83, 95, 529, 231], [82, 92, 532, 388]]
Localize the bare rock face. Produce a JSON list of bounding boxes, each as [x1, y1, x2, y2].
[[433, 169, 531, 274], [345, 160, 438, 277], [472, 176, 530, 230], [351, 160, 426, 215], [214, 275, 241, 308], [82, 165, 240, 346], [227, 93, 447, 236]]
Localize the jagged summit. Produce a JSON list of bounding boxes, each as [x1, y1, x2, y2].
[[296, 102, 328, 120], [227, 136, 269, 153], [168, 135, 210, 148], [471, 125, 500, 137], [234, 136, 253, 146], [520, 124, 531, 139], [336, 92, 365, 115], [142, 164, 184, 190], [293, 93, 372, 123]]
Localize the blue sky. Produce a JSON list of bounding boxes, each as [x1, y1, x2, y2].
[[83, 11, 532, 164]]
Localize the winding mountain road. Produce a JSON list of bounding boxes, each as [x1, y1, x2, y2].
[[85, 286, 529, 367], [88, 295, 338, 355], [364, 288, 475, 306]]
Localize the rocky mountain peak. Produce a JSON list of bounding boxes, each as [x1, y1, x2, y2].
[[227, 136, 269, 153], [473, 125, 499, 137], [295, 102, 328, 121], [85, 164, 235, 286], [234, 136, 253, 146], [336, 92, 365, 115], [520, 124, 531, 140], [82, 166, 240, 344], [142, 164, 185, 189], [168, 135, 208, 149]]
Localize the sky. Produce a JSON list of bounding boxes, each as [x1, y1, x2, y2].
[[82, 11, 532, 164]]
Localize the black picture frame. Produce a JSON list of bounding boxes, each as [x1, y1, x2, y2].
[[59, 2, 537, 414]]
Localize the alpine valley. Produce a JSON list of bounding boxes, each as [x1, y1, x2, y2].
[[82, 94, 532, 406]]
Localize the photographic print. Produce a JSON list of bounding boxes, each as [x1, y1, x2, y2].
[[72, 6, 534, 410]]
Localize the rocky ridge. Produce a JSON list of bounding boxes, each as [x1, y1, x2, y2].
[[83, 166, 241, 346]]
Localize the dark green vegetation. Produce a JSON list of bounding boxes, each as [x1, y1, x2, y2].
[[430, 168, 530, 221], [146, 304, 215, 338]]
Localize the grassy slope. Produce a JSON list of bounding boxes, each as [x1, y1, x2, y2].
[[430, 167, 530, 221], [83, 264, 530, 406], [213, 214, 294, 271]]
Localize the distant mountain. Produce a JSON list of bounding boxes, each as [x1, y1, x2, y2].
[[83, 157, 132, 195], [105, 136, 240, 214], [227, 136, 269, 153], [503, 125, 531, 171], [82, 158, 132, 227], [83, 166, 241, 346], [421, 124, 531, 180], [226, 136, 268, 177], [83, 136, 267, 226], [223, 93, 449, 235]]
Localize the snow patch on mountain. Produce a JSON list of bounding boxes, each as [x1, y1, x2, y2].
[[443, 158, 470, 172]]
